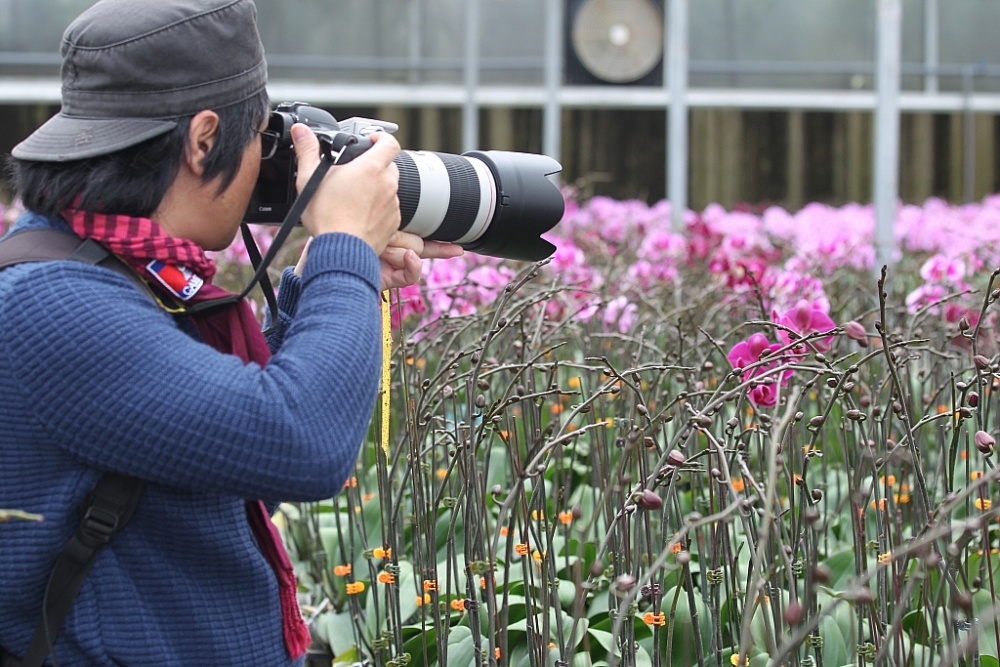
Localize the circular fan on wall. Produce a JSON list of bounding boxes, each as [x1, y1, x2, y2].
[[571, 0, 664, 84]]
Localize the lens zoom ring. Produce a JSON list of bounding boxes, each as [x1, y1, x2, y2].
[[430, 153, 480, 242], [395, 152, 421, 229]]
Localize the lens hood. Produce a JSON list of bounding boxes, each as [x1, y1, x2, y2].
[[459, 151, 564, 262]]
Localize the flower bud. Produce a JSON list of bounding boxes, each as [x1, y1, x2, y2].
[[783, 601, 803, 626], [975, 354, 992, 371], [953, 591, 974, 614], [975, 430, 995, 454], [614, 574, 636, 593], [666, 450, 686, 467], [968, 391, 980, 408], [849, 586, 874, 603], [959, 317, 971, 332], [809, 415, 826, 428], [634, 490, 663, 511], [844, 320, 868, 346]]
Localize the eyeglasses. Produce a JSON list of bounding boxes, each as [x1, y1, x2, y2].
[[258, 129, 280, 160]]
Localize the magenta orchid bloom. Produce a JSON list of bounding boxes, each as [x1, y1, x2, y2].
[[774, 300, 836, 353], [727, 333, 790, 408]]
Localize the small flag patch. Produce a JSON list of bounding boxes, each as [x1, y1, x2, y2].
[[146, 260, 204, 301]]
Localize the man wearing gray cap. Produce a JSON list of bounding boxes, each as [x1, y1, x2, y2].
[[0, 1, 460, 666]]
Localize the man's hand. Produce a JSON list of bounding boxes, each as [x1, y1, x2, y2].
[[293, 231, 464, 291], [379, 232, 464, 290], [292, 123, 401, 255]]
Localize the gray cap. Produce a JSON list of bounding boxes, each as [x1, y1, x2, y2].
[[12, 0, 267, 162]]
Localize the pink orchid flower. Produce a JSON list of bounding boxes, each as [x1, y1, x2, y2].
[[727, 333, 790, 408], [774, 300, 836, 353]]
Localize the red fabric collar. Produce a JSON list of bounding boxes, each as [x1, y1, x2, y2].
[[61, 207, 312, 659], [61, 208, 217, 283], [61, 207, 271, 364]]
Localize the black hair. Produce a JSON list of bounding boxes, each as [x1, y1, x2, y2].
[[7, 89, 270, 219]]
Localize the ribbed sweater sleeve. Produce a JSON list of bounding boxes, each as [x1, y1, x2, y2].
[[264, 267, 303, 353], [0, 232, 381, 502]]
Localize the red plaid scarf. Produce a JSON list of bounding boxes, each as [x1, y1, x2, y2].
[[61, 207, 313, 660]]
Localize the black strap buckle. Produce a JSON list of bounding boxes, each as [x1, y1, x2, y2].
[[80, 506, 119, 544]]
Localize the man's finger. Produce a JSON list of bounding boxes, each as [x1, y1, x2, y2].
[[380, 249, 423, 290], [365, 131, 401, 167], [291, 123, 321, 184], [402, 249, 422, 285], [419, 241, 465, 260], [380, 246, 409, 271], [386, 231, 425, 254]]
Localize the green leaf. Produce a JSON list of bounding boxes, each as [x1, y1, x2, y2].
[[818, 605, 852, 667], [635, 645, 652, 667], [981, 655, 1000, 667], [822, 548, 858, 591], [558, 579, 578, 608], [332, 646, 359, 666], [661, 585, 710, 666], [588, 628, 615, 654], [320, 610, 360, 656], [447, 626, 477, 667], [974, 590, 1000, 658], [402, 627, 438, 667]]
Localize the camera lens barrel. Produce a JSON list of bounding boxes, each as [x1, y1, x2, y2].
[[395, 151, 497, 245], [394, 150, 564, 261]]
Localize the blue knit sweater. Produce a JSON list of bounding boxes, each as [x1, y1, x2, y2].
[[0, 212, 382, 666]]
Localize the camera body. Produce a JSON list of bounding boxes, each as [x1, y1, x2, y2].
[[244, 102, 565, 262], [244, 102, 385, 226]]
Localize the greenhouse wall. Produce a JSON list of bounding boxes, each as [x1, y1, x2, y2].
[[1, 0, 999, 208]]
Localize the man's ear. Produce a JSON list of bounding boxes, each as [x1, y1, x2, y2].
[[185, 110, 220, 177]]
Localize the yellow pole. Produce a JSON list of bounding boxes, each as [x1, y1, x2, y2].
[[380, 291, 391, 458]]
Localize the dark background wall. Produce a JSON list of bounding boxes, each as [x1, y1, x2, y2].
[[2, 105, 997, 210]]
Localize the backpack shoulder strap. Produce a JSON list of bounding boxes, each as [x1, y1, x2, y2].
[[0, 228, 146, 667], [16, 474, 145, 667], [0, 228, 157, 302]]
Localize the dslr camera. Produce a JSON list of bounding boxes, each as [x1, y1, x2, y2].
[[244, 103, 565, 261]]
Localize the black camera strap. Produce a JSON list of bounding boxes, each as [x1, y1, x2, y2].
[[186, 153, 335, 332], [238, 222, 279, 331]]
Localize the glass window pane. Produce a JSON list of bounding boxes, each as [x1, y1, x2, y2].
[[689, 0, 875, 90]]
